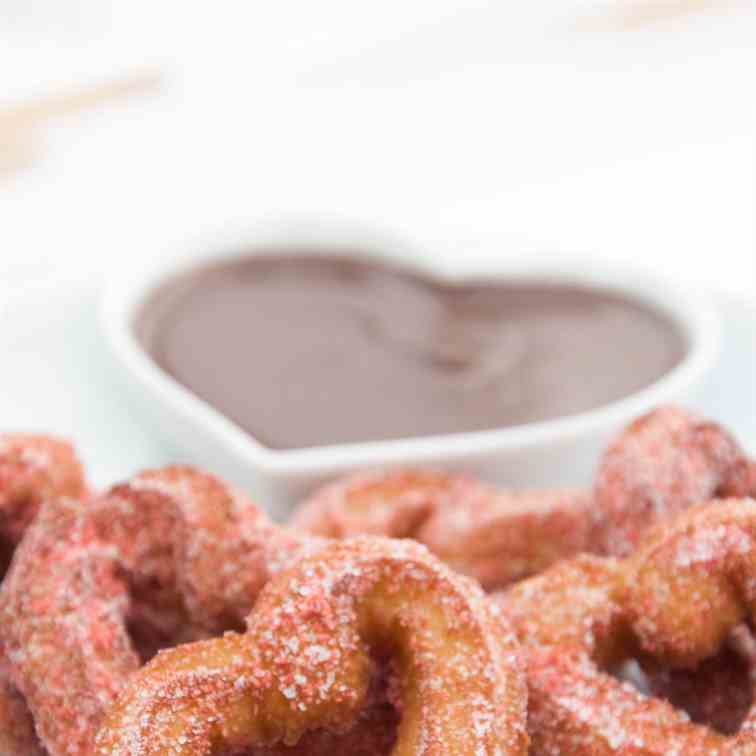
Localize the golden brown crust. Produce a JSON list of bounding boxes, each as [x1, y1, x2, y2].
[[246, 699, 399, 756], [96, 538, 529, 756]]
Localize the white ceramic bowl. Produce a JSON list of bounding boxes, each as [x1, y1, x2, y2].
[[102, 223, 720, 519]]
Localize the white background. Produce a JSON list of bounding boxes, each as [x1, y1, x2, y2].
[[2, 0, 755, 293], [1, 0, 754, 485]]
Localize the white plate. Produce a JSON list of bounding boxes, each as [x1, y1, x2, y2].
[[0, 271, 752, 513]]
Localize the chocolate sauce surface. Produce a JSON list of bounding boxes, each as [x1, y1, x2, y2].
[[136, 255, 688, 449]]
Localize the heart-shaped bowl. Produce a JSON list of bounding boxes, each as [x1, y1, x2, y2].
[[102, 222, 720, 519]]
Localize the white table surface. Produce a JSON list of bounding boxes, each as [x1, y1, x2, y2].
[[1, 0, 754, 487]]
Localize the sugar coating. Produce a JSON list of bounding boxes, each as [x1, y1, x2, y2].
[[293, 468, 593, 590], [418, 488, 593, 589], [0, 653, 45, 756], [592, 406, 750, 557], [247, 675, 400, 756], [3, 409, 754, 755], [0, 433, 85, 756], [525, 645, 728, 755], [0, 466, 320, 756], [96, 537, 528, 756], [0, 433, 85, 552], [625, 498, 756, 668], [294, 408, 756, 593], [291, 469, 482, 540], [498, 502, 756, 754]]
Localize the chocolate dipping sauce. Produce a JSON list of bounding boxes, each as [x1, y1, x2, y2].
[[136, 255, 688, 450]]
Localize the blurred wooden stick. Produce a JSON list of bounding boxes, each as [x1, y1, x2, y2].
[[575, 0, 727, 32], [0, 70, 162, 177], [0, 132, 36, 176], [0, 70, 162, 129]]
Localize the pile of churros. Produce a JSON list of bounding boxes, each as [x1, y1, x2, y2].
[[1, 406, 755, 754]]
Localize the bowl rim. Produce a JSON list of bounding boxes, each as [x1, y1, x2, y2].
[[101, 220, 721, 478]]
